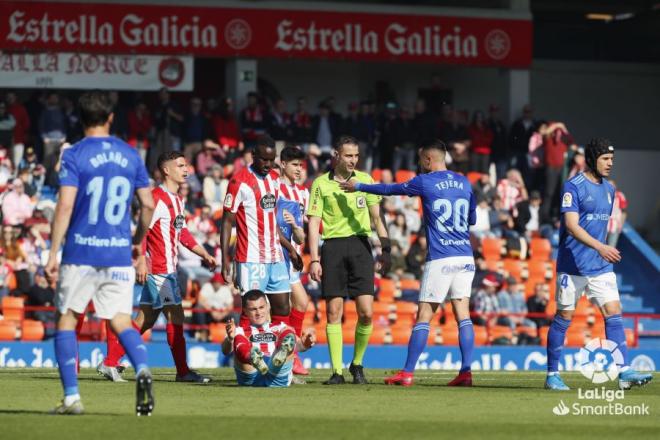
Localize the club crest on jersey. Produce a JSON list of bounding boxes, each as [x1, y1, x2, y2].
[[250, 333, 277, 343], [562, 192, 572, 208], [224, 193, 233, 208], [356, 196, 366, 208], [260, 193, 276, 210], [173, 214, 185, 230]]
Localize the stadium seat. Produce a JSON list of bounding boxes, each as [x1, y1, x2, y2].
[[539, 326, 549, 346], [0, 321, 18, 341], [342, 326, 356, 344], [371, 326, 388, 345], [473, 326, 488, 345], [390, 326, 410, 345], [399, 279, 420, 291], [527, 260, 550, 281], [502, 259, 524, 281], [566, 328, 588, 347], [21, 320, 45, 341], [379, 279, 396, 302], [371, 168, 383, 182], [516, 325, 537, 338], [439, 326, 459, 345], [395, 302, 418, 320], [314, 325, 327, 344], [481, 237, 504, 261], [489, 325, 513, 343], [485, 259, 501, 272], [1, 297, 25, 322], [466, 172, 483, 185], [395, 170, 416, 183], [625, 328, 636, 348], [530, 238, 552, 261]]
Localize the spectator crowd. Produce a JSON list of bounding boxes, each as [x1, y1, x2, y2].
[[0, 86, 628, 344]]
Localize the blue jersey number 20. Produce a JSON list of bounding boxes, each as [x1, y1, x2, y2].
[[433, 198, 469, 233], [86, 176, 131, 225]]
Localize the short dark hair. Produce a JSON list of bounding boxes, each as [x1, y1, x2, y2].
[[157, 151, 185, 173], [242, 289, 267, 308], [420, 139, 448, 153], [280, 146, 305, 162], [78, 90, 113, 128], [254, 134, 276, 152], [333, 135, 359, 151]]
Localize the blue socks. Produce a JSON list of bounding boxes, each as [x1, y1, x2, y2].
[[458, 319, 474, 373], [547, 315, 571, 373], [403, 323, 430, 373], [118, 328, 149, 374], [605, 314, 629, 368], [54, 330, 79, 396]]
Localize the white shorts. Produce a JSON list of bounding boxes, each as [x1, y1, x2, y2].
[[556, 272, 619, 310], [56, 264, 135, 320], [419, 256, 476, 304]]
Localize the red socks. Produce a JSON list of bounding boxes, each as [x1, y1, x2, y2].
[[104, 320, 140, 367], [289, 309, 305, 337], [166, 323, 190, 377], [234, 334, 252, 364], [271, 314, 290, 326]]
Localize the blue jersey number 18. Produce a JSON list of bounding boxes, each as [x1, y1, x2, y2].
[[86, 176, 131, 225]]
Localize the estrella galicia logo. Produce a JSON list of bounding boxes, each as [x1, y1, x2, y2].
[[173, 214, 185, 230], [260, 193, 276, 210], [250, 333, 277, 343]]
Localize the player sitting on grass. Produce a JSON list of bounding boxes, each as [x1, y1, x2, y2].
[[222, 289, 316, 387]]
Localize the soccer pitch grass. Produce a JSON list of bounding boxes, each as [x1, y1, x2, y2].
[[0, 369, 657, 440]]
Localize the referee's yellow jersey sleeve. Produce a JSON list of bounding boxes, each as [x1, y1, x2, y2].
[[307, 176, 324, 218], [357, 172, 381, 206]]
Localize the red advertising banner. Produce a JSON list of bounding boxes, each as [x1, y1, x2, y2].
[[0, 1, 532, 67]]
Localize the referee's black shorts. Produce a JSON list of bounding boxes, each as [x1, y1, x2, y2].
[[320, 236, 374, 298]]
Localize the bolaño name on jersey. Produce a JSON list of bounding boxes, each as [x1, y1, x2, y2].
[[89, 150, 129, 168]]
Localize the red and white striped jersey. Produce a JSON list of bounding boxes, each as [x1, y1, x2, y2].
[[224, 167, 283, 263], [496, 179, 523, 211], [146, 186, 199, 274], [234, 321, 289, 357], [608, 191, 628, 234], [279, 180, 309, 255]]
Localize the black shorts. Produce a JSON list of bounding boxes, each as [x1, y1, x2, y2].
[[321, 236, 374, 298]]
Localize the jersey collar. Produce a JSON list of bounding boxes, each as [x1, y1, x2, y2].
[[329, 169, 356, 181]]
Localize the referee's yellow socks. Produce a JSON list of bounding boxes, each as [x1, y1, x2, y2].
[[326, 323, 343, 374], [352, 323, 373, 366]]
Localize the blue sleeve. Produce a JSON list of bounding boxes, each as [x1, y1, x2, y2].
[[468, 189, 477, 226], [560, 181, 580, 214], [355, 175, 423, 196], [292, 202, 303, 228], [58, 148, 79, 187], [134, 157, 150, 190]]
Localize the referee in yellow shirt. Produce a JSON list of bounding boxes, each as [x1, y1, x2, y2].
[[308, 135, 390, 385]]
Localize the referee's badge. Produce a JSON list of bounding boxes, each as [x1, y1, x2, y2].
[[356, 196, 366, 208]]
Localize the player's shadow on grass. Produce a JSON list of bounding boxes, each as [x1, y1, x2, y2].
[[0, 409, 115, 416]]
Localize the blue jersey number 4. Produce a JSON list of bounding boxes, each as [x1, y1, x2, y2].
[[86, 176, 131, 225], [433, 198, 469, 233]]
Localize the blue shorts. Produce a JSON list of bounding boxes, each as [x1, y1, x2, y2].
[[236, 262, 290, 294], [286, 259, 302, 285], [235, 359, 293, 387], [139, 273, 182, 309]]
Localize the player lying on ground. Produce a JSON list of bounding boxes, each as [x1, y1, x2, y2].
[[97, 151, 216, 384], [341, 139, 477, 387], [45, 90, 155, 415], [278, 145, 311, 376], [221, 289, 316, 387], [545, 138, 652, 391]]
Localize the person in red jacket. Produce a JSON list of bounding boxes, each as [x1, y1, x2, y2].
[[6, 92, 30, 168], [467, 110, 494, 174], [127, 101, 152, 163]]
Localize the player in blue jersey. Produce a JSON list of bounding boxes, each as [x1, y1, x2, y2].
[[341, 140, 477, 387], [44, 91, 156, 415], [545, 138, 652, 391]]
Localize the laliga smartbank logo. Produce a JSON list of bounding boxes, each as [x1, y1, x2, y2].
[[552, 338, 650, 416]]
